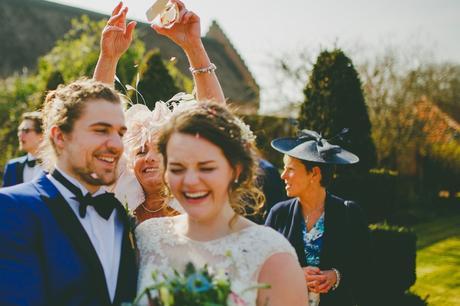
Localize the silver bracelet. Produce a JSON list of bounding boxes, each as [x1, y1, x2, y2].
[[189, 63, 217, 74], [331, 268, 341, 291]]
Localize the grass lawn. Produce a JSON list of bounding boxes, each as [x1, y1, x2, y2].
[[410, 214, 460, 306]]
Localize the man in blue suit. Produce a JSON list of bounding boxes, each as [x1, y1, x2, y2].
[[2, 111, 44, 187], [0, 78, 137, 305]]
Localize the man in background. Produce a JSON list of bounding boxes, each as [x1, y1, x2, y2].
[[2, 111, 44, 187]]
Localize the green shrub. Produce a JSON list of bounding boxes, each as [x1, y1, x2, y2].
[[369, 223, 417, 297], [134, 49, 180, 109], [330, 170, 399, 223], [242, 115, 297, 168], [298, 48, 376, 173]]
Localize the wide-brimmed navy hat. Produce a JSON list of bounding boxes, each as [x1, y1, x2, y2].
[[271, 129, 359, 165]]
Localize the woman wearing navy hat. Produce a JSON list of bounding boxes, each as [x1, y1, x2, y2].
[[265, 130, 372, 306]]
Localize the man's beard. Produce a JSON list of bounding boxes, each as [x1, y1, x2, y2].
[[72, 163, 118, 187]]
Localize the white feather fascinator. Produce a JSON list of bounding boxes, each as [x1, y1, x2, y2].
[[113, 93, 196, 210]]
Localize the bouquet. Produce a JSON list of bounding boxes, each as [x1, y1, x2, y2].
[[128, 262, 269, 306]]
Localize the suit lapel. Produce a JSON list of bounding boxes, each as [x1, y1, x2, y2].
[[113, 208, 138, 304], [291, 199, 308, 266], [15, 156, 27, 184], [35, 175, 112, 305], [320, 193, 345, 269]]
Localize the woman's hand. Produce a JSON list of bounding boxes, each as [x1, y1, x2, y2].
[[150, 0, 225, 104], [303, 267, 337, 293], [100, 2, 136, 60], [151, 0, 201, 52], [315, 269, 338, 293], [94, 2, 136, 84]]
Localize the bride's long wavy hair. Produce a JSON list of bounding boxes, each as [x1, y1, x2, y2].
[[157, 101, 264, 225]]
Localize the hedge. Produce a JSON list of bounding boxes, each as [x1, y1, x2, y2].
[[369, 223, 417, 299]]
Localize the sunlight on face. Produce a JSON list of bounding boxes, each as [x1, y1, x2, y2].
[[133, 140, 164, 193], [60, 100, 126, 190], [280, 155, 312, 198], [17, 119, 42, 153], [165, 133, 235, 222]]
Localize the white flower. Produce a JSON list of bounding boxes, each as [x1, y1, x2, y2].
[[233, 118, 256, 143]]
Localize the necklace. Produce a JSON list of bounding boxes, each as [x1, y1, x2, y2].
[[141, 203, 164, 213]]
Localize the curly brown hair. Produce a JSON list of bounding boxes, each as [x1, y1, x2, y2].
[[39, 78, 121, 170], [157, 102, 265, 223]]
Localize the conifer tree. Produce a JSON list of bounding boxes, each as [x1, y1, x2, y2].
[[44, 70, 65, 91], [299, 49, 376, 171], [134, 49, 180, 109]]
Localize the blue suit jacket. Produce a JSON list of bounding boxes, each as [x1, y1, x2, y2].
[[2, 155, 27, 187], [0, 174, 137, 306]]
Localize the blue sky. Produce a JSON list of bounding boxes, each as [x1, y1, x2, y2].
[[48, 0, 460, 111]]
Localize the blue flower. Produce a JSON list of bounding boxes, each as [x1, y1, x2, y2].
[[186, 273, 211, 293]]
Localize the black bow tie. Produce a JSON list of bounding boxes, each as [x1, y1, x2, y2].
[[51, 170, 122, 220], [26, 159, 37, 168], [77, 192, 122, 220]]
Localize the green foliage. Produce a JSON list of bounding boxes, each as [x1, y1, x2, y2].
[[116, 38, 146, 92], [37, 15, 145, 90], [37, 16, 103, 82], [44, 70, 65, 91], [331, 170, 399, 223], [39, 70, 65, 103], [242, 115, 297, 168], [133, 49, 181, 109], [133, 262, 237, 306], [166, 60, 193, 93], [360, 50, 460, 192], [0, 15, 146, 182], [370, 223, 417, 297], [411, 215, 460, 306], [0, 74, 41, 175], [404, 64, 460, 123], [412, 214, 460, 250], [298, 49, 376, 172]]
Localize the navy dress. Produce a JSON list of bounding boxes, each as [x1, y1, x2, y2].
[[265, 193, 373, 306]]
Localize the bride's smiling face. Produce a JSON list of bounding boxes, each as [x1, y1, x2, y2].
[[165, 132, 236, 222]]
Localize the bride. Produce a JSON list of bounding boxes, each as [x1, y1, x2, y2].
[[95, 1, 308, 304], [136, 102, 308, 305]]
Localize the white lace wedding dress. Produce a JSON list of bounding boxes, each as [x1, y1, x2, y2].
[[135, 216, 298, 306]]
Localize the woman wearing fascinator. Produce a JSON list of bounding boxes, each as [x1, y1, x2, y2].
[[93, 0, 225, 222], [265, 130, 372, 306]]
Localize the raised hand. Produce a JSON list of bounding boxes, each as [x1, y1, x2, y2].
[[94, 2, 136, 84], [148, 0, 225, 104], [101, 2, 137, 60], [151, 0, 201, 52]]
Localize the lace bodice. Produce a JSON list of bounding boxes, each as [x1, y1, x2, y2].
[[135, 216, 297, 305]]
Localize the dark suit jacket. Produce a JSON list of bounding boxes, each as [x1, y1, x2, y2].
[[2, 155, 27, 187], [247, 159, 288, 224], [265, 193, 372, 306], [0, 174, 138, 306], [258, 159, 288, 214]]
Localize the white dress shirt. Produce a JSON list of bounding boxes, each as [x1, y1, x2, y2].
[[48, 167, 123, 302], [23, 153, 43, 182]]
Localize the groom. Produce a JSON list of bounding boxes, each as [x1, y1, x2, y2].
[[0, 79, 137, 305]]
